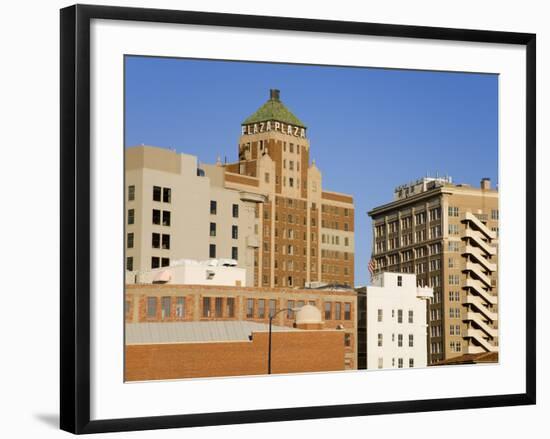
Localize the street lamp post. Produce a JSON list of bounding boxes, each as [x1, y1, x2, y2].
[[268, 307, 298, 374]]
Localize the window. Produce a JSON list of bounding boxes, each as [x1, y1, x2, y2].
[[344, 303, 351, 320], [231, 247, 238, 260], [377, 309, 383, 322], [344, 333, 351, 347], [324, 302, 332, 320], [448, 258, 455, 268], [162, 234, 170, 250], [210, 200, 217, 215], [175, 297, 185, 318], [258, 299, 265, 318], [162, 211, 171, 226], [227, 298, 235, 317], [152, 233, 160, 249], [448, 224, 459, 235], [210, 222, 216, 237], [397, 275, 403, 287], [415, 212, 426, 225], [269, 299, 276, 317], [161, 258, 169, 267], [429, 207, 441, 221], [398, 358, 403, 368], [127, 232, 134, 249], [126, 256, 133, 271], [202, 297, 211, 317], [128, 185, 135, 201], [264, 172, 270, 183], [377, 333, 383, 347], [378, 358, 383, 369], [491, 209, 499, 220], [209, 244, 216, 258], [449, 274, 460, 285], [125, 300, 131, 319], [232, 204, 239, 218], [153, 186, 161, 201], [163, 187, 171, 203], [152, 209, 160, 225], [335, 302, 342, 320], [408, 310, 414, 323], [151, 257, 160, 269], [409, 334, 414, 347], [448, 241, 459, 252], [161, 296, 171, 320], [246, 299, 254, 318], [409, 358, 414, 368], [448, 206, 459, 217], [147, 297, 157, 318], [397, 309, 403, 323], [128, 209, 135, 225], [398, 334, 403, 347], [232, 225, 238, 239], [215, 297, 223, 317]]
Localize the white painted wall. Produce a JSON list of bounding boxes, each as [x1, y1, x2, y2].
[[128, 260, 247, 286], [366, 272, 431, 369]]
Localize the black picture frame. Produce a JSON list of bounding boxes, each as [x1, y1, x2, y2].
[[60, 4, 536, 434]]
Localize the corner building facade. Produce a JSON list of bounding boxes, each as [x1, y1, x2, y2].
[[224, 89, 355, 288], [368, 177, 499, 364]]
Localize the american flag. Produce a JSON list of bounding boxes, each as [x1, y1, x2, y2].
[[368, 259, 376, 277]]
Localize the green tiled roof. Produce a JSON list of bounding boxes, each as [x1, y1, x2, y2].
[[242, 89, 306, 128]]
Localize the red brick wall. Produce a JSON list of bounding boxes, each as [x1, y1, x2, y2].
[[125, 330, 345, 381]]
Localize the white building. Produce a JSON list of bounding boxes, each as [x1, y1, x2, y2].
[[364, 272, 432, 370], [126, 258, 246, 287]]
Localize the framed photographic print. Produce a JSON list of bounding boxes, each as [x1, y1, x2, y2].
[[60, 4, 536, 434]]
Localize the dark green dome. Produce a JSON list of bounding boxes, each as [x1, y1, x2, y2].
[[242, 89, 306, 128]]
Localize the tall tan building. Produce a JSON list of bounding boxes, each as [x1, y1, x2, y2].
[[125, 89, 355, 288], [368, 176, 498, 364], [224, 89, 355, 288]]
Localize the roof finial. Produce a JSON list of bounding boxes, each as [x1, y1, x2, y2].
[[270, 89, 280, 101]]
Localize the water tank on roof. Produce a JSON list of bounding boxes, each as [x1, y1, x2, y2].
[[295, 305, 322, 325]]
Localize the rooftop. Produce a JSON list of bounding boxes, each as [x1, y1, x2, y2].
[[432, 352, 498, 365], [242, 89, 306, 128], [126, 321, 299, 344]]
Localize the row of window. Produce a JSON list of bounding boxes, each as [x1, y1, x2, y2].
[[210, 201, 239, 217], [126, 256, 170, 271], [377, 333, 415, 348], [209, 244, 238, 260], [374, 208, 442, 238], [210, 223, 239, 239], [378, 357, 415, 369], [144, 296, 186, 319], [321, 234, 351, 245], [376, 308, 414, 324], [375, 208, 498, 240], [321, 205, 351, 216]]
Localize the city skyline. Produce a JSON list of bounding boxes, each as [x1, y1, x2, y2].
[[124, 56, 499, 285]]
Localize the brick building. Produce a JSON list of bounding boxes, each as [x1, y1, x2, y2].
[[125, 319, 346, 381], [125, 283, 357, 370]]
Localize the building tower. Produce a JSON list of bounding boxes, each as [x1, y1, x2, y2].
[[222, 89, 355, 288], [368, 177, 498, 364]]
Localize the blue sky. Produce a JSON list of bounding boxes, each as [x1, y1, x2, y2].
[[125, 56, 498, 286]]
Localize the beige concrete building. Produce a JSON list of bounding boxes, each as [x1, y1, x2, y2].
[[125, 146, 264, 287], [368, 176, 498, 364], [126, 89, 355, 289]]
